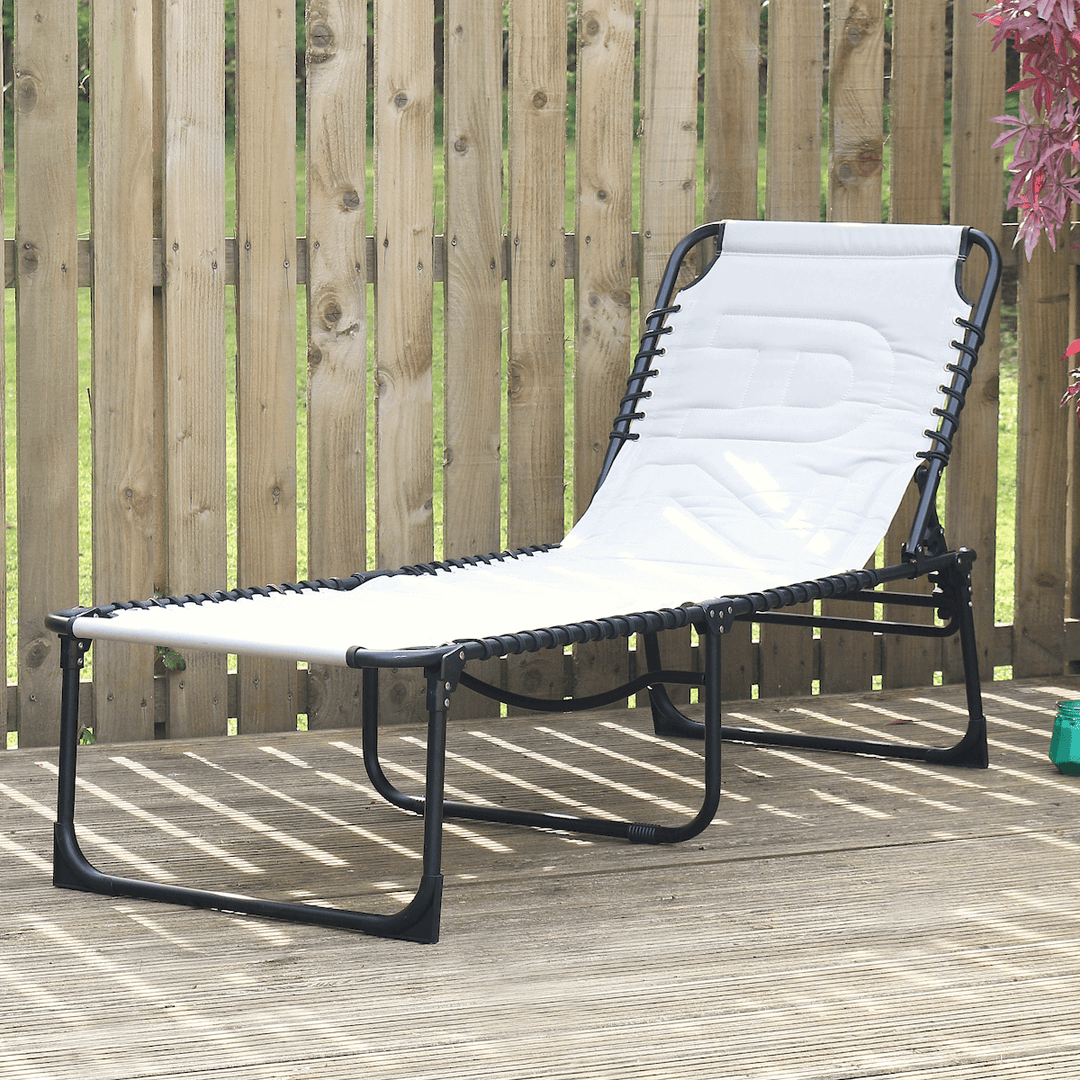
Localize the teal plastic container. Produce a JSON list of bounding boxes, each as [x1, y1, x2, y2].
[[1049, 701, 1080, 776]]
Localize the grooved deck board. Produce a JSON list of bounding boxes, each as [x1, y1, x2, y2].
[[2, 678, 1079, 1077]]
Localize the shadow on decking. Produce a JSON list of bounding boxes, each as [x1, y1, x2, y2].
[[2, 677, 1080, 1078]]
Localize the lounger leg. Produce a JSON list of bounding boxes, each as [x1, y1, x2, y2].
[[638, 560, 989, 768], [719, 555, 989, 767], [51, 632, 445, 943], [361, 648, 722, 845], [923, 554, 988, 768], [53, 634, 89, 889]]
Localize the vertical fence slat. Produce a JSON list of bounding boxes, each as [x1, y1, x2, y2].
[[572, 0, 635, 702], [443, 0, 503, 558], [573, 0, 634, 519], [234, 0, 299, 732], [705, 0, 759, 223], [758, 0, 822, 697], [505, 0, 567, 709], [14, 0, 80, 747], [373, 0, 435, 568], [374, 0, 435, 721], [890, 0, 946, 226], [817, 0, 883, 696], [946, 0, 1006, 682], [765, 0, 823, 223], [161, 0, 229, 737], [89, 0, 157, 741], [826, 0, 883, 224], [441, 0, 507, 719], [507, 0, 566, 548], [1015, 238, 1071, 677], [305, 0, 369, 729], [152, 0, 167, 648], [704, 0, 757, 699], [638, 0, 699, 298], [877, 0, 947, 691], [638, 0, 701, 702]]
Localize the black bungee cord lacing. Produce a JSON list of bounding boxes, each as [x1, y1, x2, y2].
[[608, 304, 681, 446], [917, 316, 985, 467]]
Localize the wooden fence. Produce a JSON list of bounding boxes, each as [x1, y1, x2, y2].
[[3, 0, 1077, 749]]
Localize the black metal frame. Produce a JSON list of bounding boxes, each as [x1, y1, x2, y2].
[[46, 220, 1001, 944]]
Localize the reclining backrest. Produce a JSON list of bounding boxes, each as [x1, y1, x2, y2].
[[566, 220, 975, 590]]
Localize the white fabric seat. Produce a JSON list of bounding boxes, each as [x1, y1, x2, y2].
[[69, 220, 972, 661]]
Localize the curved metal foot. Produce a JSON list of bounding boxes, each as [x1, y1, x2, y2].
[[647, 681, 706, 739], [53, 820, 443, 941], [641, 633, 706, 739], [925, 716, 988, 768]]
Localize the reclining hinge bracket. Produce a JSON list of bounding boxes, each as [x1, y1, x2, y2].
[[427, 646, 469, 712], [702, 600, 736, 637]]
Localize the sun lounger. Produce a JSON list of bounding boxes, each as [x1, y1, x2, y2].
[[47, 219, 1002, 942]]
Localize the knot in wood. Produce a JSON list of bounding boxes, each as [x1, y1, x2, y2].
[[19, 244, 39, 274], [341, 189, 360, 211], [16, 75, 37, 113], [508, 362, 525, 396], [25, 638, 49, 671], [845, 7, 873, 44], [531, 89, 548, 110], [309, 22, 333, 51], [393, 91, 409, 110], [321, 299, 343, 328], [454, 137, 469, 154], [835, 140, 882, 185]]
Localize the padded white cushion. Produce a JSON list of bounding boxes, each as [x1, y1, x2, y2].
[[73, 221, 973, 662]]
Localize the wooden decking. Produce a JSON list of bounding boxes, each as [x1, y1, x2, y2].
[[3, 678, 1080, 1078]]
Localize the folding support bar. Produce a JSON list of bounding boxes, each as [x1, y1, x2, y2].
[[750, 611, 957, 639], [359, 621, 725, 846], [457, 667, 704, 714]]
